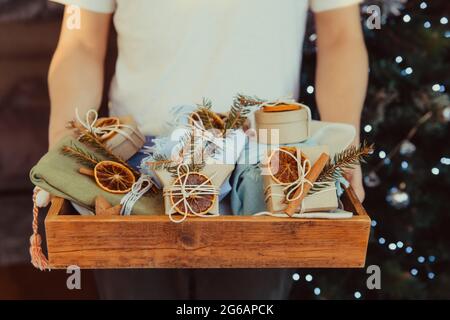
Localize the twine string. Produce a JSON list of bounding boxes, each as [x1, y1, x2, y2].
[[264, 148, 334, 215], [120, 176, 155, 216], [163, 164, 219, 223], [188, 112, 223, 143], [75, 108, 143, 148]]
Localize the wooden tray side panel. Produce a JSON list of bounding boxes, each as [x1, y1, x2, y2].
[[46, 217, 370, 269], [45, 187, 371, 269], [341, 185, 368, 216]]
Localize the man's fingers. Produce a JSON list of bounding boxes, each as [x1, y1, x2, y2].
[[344, 167, 366, 203], [352, 180, 365, 203]]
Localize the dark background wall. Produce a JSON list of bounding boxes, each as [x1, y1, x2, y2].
[[0, 1, 100, 298]]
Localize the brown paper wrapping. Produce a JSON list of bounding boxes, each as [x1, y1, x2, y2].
[[262, 145, 338, 213], [104, 116, 145, 161], [155, 164, 235, 215], [255, 104, 311, 144]]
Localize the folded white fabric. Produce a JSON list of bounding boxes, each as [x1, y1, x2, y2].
[[140, 105, 247, 199]]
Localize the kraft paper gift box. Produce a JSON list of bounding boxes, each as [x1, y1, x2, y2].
[[155, 164, 235, 217], [262, 145, 339, 213], [103, 116, 146, 161], [255, 103, 311, 145]]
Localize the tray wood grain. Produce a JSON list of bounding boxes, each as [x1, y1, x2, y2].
[[44, 186, 371, 269]]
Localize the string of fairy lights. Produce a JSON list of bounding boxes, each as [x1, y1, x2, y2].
[[291, 1, 448, 299]]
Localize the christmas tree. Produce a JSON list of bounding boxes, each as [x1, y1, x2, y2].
[[292, 0, 450, 299]]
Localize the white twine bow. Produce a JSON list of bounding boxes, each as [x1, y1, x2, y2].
[[163, 164, 219, 223], [164, 112, 222, 166], [264, 148, 332, 215], [120, 175, 155, 216], [75, 108, 143, 148]]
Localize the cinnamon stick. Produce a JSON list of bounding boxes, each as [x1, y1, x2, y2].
[[95, 196, 121, 215], [79, 167, 95, 176], [285, 152, 330, 216]]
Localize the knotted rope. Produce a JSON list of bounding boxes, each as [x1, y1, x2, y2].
[[163, 164, 219, 223], [187, 112, 223, 148], [75, 108, 143, 148], [30, 188, 50, 271], [264, 148, 333, 215], [120, 175, 155, 216]]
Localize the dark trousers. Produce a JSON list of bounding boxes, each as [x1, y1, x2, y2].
[[94, 269, 293, 300]]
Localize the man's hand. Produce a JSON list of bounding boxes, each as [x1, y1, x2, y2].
[[314, 5, 368, 203], [345, 165, 365, 202]]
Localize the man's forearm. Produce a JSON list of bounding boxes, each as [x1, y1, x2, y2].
[[48, 45, 105, 147], [315, 38, 368, 145]]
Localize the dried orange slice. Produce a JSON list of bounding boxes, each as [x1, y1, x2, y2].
[[262, 104, 301, 112], [94, 117, 120, 141], [170, 172, 216, 215], [268, 147, 310, 184], [94, 161, 135, 194]]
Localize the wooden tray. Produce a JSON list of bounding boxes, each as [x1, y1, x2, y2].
[[44, 186, 371, 269]]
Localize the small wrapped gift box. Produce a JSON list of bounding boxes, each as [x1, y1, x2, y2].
[[73, 110, 146, 161], [262, 145, 339, 213], [255, 102, 311, 145], [155, 164, 235, 222], [100, 116, 146, 161]]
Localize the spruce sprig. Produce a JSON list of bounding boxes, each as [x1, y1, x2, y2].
[[65, 120, 159, 194], [179, 130, 208, 173], [147, 154, 175, 171], [148, 130, 219, 177], [194, 98, 226, 131], [77, 130, 141, 179], [67, 120, 141, 178], [195, 98, 216, 130], [309, 141, 374, 193], [60, 144, 100, 168], [223, 94, 263, 134]]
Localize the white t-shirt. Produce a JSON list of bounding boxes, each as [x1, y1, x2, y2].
[[52, 0, 361, 135]]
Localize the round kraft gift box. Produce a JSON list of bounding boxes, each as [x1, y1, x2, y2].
[[255, 104, 310, 144]]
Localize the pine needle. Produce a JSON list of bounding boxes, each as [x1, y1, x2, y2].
[[66, 119, 160, 194], [309, 141, 374, 193], [194, 98, 217, 130], [77, 130, 141, 179], [180, 130, 207, 172], [60, 144, 99, 168], [150, 129, 221, 176], [146, 154, 175, 171], [234, 94, 264, 107], [223, 94, 262, 134]]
